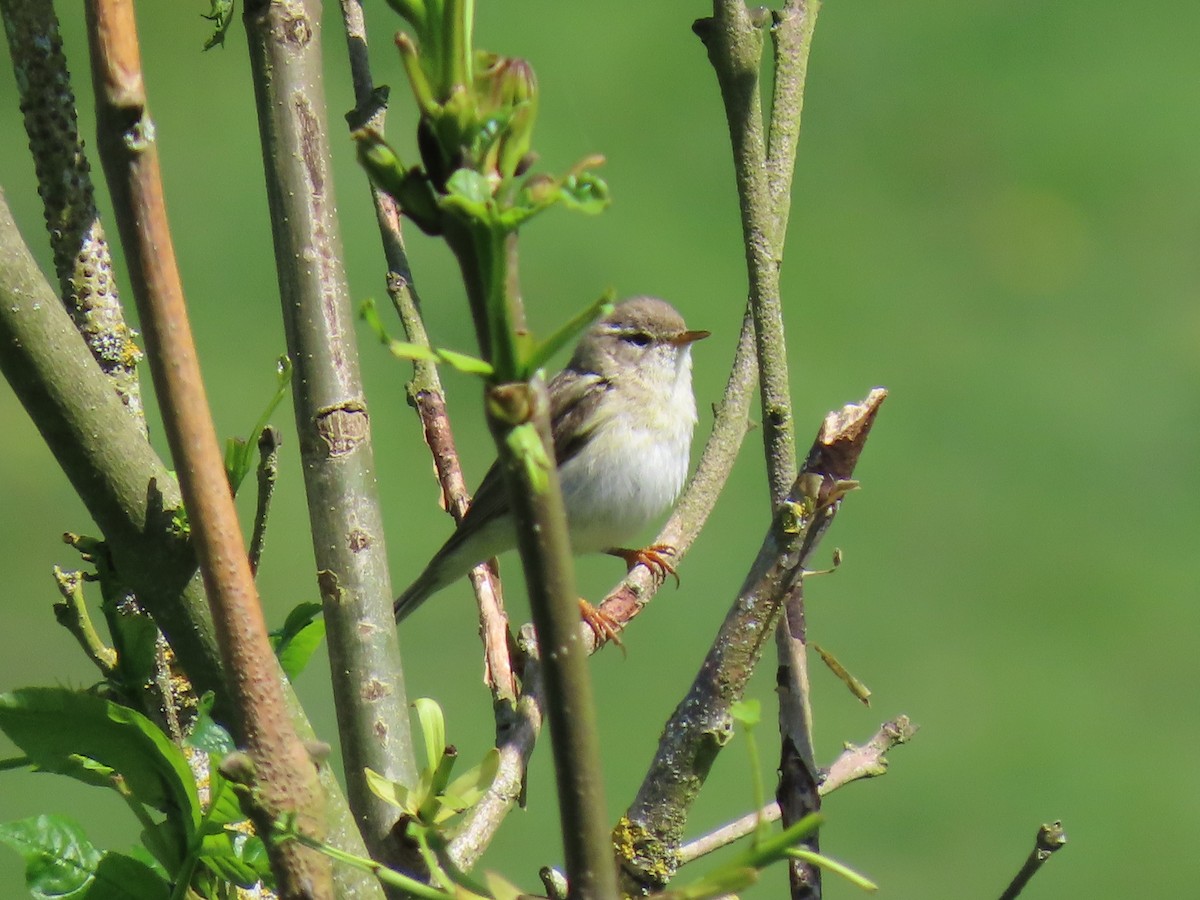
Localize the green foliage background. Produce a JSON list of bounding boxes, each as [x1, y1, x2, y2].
[[1, 2, 1197, 896]]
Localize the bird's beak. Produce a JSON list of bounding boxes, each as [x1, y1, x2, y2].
[[670, 329, 711, 346]]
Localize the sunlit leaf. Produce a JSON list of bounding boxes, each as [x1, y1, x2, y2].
[[270, 602, 326, 681], [0, 689, 200, 844], [413, 698, 447, 773], [0, 815, 169, 899], [365, 767, 418, 816]]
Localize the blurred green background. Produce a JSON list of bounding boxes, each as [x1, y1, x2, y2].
[[2, 1, 1197, 897]]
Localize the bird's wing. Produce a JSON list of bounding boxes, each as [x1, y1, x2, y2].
[[548, 368, 614, 467], [442, 370, 612, 552]]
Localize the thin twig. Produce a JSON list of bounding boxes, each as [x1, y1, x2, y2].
[[616, 390, 886, 896], [998, 822, 1067, 900], [0, 0, 144, 432], [698, 4, 823, 895], [84, 2, 329, 894], [678, 715, 918, 864], [248, 425, 281, 576], [242, 0, 416, 866], [51, 567, 118, 677], [0, 189, 376, 898]]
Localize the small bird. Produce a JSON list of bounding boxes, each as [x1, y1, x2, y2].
[[394, 297, 709, 635]]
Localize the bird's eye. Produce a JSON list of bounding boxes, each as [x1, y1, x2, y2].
[[623, 331, 653, 347]]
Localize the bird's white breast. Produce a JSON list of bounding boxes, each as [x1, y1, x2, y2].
[[559, 350, 697, 553]]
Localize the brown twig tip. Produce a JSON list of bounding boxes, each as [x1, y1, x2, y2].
[[1036, 821, 1068, 854], [806, 387, 888, 478], [997, 820, 1068, 900]]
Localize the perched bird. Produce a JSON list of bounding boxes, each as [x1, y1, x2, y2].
[[394, 297, 709, 636]]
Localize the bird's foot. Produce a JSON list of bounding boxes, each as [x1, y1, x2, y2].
[[609, 544, 680, 587], [579, 599, 624, 651]]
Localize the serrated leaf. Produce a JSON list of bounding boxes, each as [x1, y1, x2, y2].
[[0, 815, 169, 899], [270, 602, 326, 681], [413, 698, 447, 772], [198, 831, 262, 888], [0, 690, 200, 851]]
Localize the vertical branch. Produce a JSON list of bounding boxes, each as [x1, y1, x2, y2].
[[334, 0, 513, 699], [449, 224, 616, 899], [83, 1, 330, 895], [699, 2, 822, 895], [0, 0, 144, 432], [242, 0, 416, 864]]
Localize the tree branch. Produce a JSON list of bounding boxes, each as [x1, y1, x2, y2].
[[84, 2, 330, 893], [615, 389, 886, 896], [242, 0, 416, 864], [0, 0, 144, 432], [998, 821, 1067, 900], [0, 186, 380, 900], [332, 0, 514, 701], [677, 715, 918, 864], [698, 3, 823, 894]]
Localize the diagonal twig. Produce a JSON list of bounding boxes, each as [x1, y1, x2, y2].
[[615, 389, 886, 896]]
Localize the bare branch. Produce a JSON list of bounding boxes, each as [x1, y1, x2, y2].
[[616, 389, 886, 896], [998, 822, 1068, 900], [242, 0, 415, 864], [677, 715, 916, 865]]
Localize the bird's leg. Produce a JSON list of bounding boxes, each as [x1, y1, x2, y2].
[[578, 598, 623, 649], [607, 544, 681, 588]]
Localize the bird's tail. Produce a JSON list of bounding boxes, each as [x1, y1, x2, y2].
[[393, 564, 446, 623]]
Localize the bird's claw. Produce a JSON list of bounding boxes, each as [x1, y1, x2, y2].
[[611, 544, 680, 588], [579, 599, 624, 651]]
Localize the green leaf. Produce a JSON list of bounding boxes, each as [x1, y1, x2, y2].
[[106, 608, 159, 691], [522, 292, 614, 378], [413, 698, 447, 773], [434, 347, 494, 376], [558, 171, 611, 214], [442, 168, 493, 217], [269, 602, 326, 681], [200, 0, 235, 51], [788, 848, 878, 891], [364, 767, 419, 816], [673, 865, 759, 900], [0, 815, 169, 899], [730, 698, 762, 728], [434, 748, 500, 822], [184, 694, 236, 759], [505, 423, 552, 493], [198, 830, 266, 888], [225, 356, 292, 495], [0, 689, 201, 846]]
